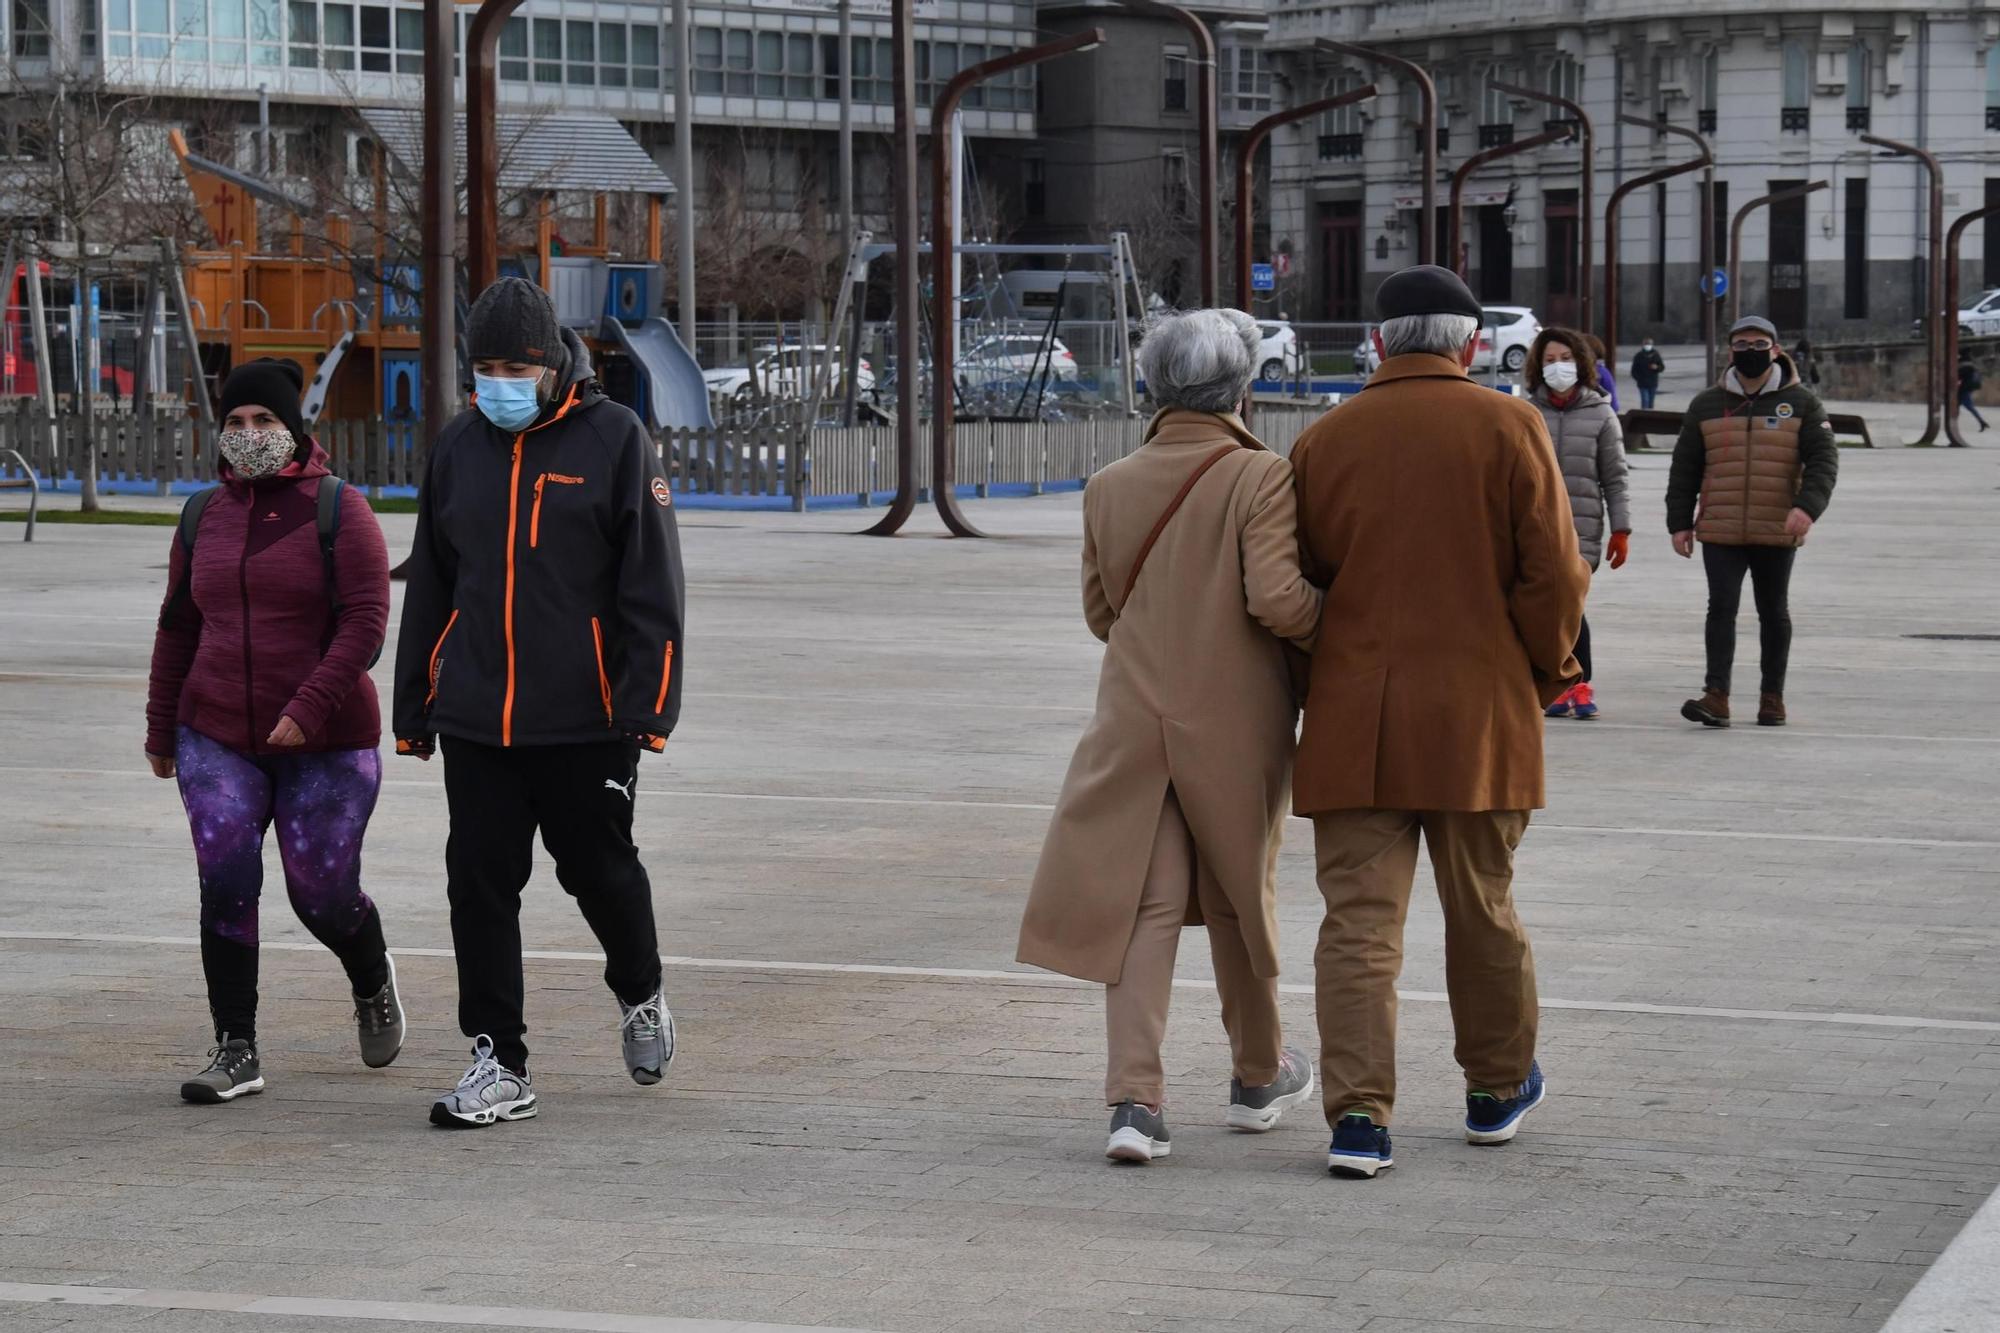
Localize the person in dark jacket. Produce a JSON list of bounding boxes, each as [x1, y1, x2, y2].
[[1666, 316, 1838, 729], [394, 277, 685, 1129], [1630, 339, 1666, 410], [1958, 354, 1988, 431], [146, 358, 404, 1104]]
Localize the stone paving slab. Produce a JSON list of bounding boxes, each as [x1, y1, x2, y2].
[[3, 447, 1999, 1331]]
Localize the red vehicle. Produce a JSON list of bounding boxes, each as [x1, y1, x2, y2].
[[5, 260, 138, 400]]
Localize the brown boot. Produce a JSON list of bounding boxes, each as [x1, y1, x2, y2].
[[1757, 692, 1786, 727], [1680, 688, 1731, 728]]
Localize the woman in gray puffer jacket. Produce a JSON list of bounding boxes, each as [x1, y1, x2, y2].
[[1526, 327, 1631, 720]]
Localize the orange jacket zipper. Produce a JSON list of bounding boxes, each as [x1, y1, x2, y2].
[[425, 608, 459, 708], [502, 436, 523, 745], [654, 642, 674, 714], [591, 617, 614, 722], [530, 473, 546, 548]]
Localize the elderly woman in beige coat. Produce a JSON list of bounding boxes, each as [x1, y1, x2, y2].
[[1017, 308, 1323, 1165]]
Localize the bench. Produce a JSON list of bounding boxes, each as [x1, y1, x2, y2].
[[1619, 409, 1876, 450], [0, 449, 40, 542]]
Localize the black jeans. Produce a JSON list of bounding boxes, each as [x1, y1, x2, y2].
[[1574, 614, 1592, 683], [1702, 543, 1797, 696], [441, 736, 663, 1072]]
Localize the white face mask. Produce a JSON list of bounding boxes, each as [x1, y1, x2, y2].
[[1542, 361, 1579, 393], [219, 426, 297, 479]]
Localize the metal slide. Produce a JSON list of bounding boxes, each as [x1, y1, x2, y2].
[[301, 331, 354, 425], [601, 317, 715, 430]]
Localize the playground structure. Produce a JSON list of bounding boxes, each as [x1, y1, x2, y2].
[[3, 110, 711, 434]]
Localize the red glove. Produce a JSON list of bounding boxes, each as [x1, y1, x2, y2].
[[1606, 530, 1630, 570]]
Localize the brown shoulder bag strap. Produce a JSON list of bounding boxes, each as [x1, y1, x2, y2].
[[1116, 444, 1239, 613]]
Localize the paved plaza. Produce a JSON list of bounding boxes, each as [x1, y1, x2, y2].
[[2, 441, 1998, 1333]]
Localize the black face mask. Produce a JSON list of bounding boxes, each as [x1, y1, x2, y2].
[[1731, 347, 1774, 380]]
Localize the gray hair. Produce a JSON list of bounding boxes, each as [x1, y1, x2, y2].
[[1139, 307, 1261, 413], [1379, 312, 1481, 359]]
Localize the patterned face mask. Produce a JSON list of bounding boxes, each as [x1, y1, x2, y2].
[[218, 427, 297, 479]]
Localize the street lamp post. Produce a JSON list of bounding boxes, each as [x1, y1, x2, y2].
[[1944, 204, 1996, 448], [1234, 86, 1377, 312], [1861, 135, 1944, 445], [1449, 126, 1575, 282], [1117, 1, 1217, 304], [418, 0, 457, 446], [862, 0, 922, 537], [1314, 39, 1436, 266], [930, 31, 1107, 539], [1602, 115, 1712, 367], [1728, 181, 1829, 334], [1489, 79, 1592, 337]]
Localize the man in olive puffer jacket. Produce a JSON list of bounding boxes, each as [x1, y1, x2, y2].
[[1665, 315, 1838, 729]]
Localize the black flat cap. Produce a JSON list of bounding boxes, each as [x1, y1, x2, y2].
[[1374, 264, 1484, 322]]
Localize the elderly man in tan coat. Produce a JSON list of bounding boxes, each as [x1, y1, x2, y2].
[[1019, 308, 1323, 1165], [1289, 265, 1589, 1179]]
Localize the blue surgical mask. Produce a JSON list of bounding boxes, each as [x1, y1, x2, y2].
[[474, 373, 544, 431]]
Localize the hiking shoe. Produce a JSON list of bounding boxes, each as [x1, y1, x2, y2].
[[617, 986, 675, 1086], [1757, 692, 1786, 727], [1327, 1113, 1393, 1178], [1680, 688, 1731, 728], [180, 1036, 264, 1104], [1225, 1046, 1316, 1132], [429, 1035, 537, 1128], [1465, 1061, 1547, 1145], [1570, 681, 1599, 720], [1544, 684, 1576, 719], [1105, 1101, 1172, 1163], [353, 953, 405, 1069]]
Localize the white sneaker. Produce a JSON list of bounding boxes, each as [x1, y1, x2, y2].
[[429, 1035, 537, 1128]]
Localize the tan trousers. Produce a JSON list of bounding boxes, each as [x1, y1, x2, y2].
[[1310, 809, 1536, 1126], [1104, 789, 1283, 1107]]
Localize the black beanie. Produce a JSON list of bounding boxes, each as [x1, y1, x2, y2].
[[465, 277, 563, 367], [217, 358, 308, 447]]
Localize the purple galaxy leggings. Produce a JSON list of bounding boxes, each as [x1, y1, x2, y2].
[[175, 726, 388, 1045]]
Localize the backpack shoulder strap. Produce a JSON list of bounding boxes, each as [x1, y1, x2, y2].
[[1115, 444, 1239, 615], [161, 488, 219, 627], [177, 486, 217, 553], [315, 476, 345, 607]]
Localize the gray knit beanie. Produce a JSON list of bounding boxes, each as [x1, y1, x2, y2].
[[465, 277, 563, 367]]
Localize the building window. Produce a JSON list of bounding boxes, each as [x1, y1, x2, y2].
[[1162, 150, 1190, 217], [1700, 179, 1729, 269], [1479, 64, 1515, 146], [1415, 122, 1449, 155], [1845, 43, 1869, 131], [1988, 50, 2000, 131], [1162, 43, 1188, 113], [1696, 47, 1719, 134], [10, 0, 51, 56], [1843, 178, 1867, 318], [1781, 38, 1810, 131], [1024, 155, 1045, 219], [1545, 53, 1580, 105], [1318, 72, 1365, 160], [1219, 44, 1272, 115]]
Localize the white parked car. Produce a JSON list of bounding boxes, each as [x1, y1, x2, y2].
[[703, 345, 874, 403], [961, 334, 1080, 381], [1256, 321, 1299, 383], [1354, 306, 1543, 375], [1917, 288, 2000, 339]]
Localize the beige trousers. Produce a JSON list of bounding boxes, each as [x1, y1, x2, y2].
[[1310, 809, 1537, 1126], [1104, 788, 1283, 1107]]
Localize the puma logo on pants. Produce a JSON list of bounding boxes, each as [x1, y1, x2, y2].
[[604, 777, 634, 801]]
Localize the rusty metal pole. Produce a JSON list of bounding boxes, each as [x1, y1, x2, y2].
[[862, 0, 921, 537], [1490, 80, 1592, 337], [467, 0, 526, 295], [1235, 86, 1377, 311], [930, 31, 1106, 539], [419, 0, 457, 443], [1449, 126, 1574, 281], [1602, 115, 1711, 366], [1316, 40, 1436, 266], [1728, 181, 1829, 333], [1861, 135, 1943, 445], [1115, 2, 1216, 303], [1944, 204, 1996, 447]]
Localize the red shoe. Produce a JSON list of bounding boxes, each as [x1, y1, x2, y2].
[[1571, 681, 1599, 719], [1545, 684, 1576, 719]]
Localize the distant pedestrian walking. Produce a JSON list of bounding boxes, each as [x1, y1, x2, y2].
[[1584, 334, 1620, 411], [1630, 338, 1666, 410], [1019, 308, 1323, 1166], [1792, 338, 1822, 388], [145, 358, 404, 1105], [1527, 329, 1631, 722], [1667, 316, 1839, 729], [1289, 266, 1589, 1179], [1959, 354, 1988, 432], [394, 278, 685, 1128]]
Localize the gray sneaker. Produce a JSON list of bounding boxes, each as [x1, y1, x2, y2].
[[429, 1035, 537, 1128], [180, 1037, 264, 1104], [617, 986, 675, 1086], [353, 953, 405, 1069], [1225, 1046, 1317, 1132], [1105, 1101, 1171, 1163]]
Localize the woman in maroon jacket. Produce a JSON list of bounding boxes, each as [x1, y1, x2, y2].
[[145, 359, 405, 1104]]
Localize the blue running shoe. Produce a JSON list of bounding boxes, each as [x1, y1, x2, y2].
[[1327, 1112, 1393, 1178], [1465, 1061, 1546, 1145]]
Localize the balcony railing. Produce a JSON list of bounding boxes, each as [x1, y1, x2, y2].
[[1846, 106, 1870, 132], [1318, 132, 1364, 161], [1781, 106, 1810, 132], [1698, 108, 1716, 134], [1478, 123, 1514, 148]]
